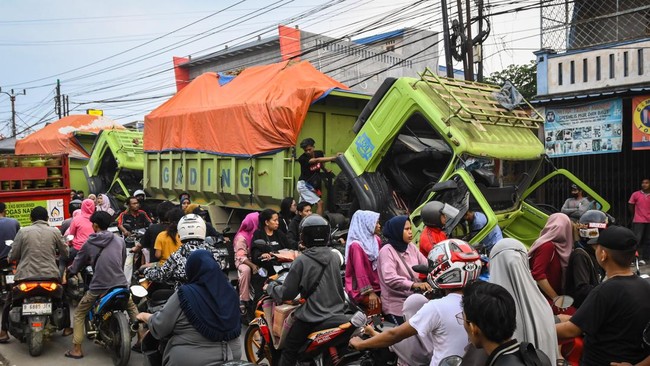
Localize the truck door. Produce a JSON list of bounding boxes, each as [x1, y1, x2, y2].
[[501, 168, 609, 246], [411, 170, 497, 247]]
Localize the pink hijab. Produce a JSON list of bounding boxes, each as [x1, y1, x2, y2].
[[235, 212, 259, 250], [528, 213, 573, 269]]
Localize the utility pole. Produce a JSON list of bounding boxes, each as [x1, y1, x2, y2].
[[55, 79, 62, 119], [0, 87, 27, 138], [455, 0, 470, 81], [477, 0, 484, 82], [440, 0, 455, 78], [465, 0, 474, 81]]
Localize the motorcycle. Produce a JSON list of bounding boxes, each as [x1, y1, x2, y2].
[[124, 228, 148, 285], [8, 277, 69, 356], [244, 269, 367, 366], [84, 285, 146, 366], [0, 241, 16, 304]]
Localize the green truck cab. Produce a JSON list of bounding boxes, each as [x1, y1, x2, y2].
[[84, 129, 145, 204], [336, 70, 609, 246]]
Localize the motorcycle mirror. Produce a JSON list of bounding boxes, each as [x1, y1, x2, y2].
[[439, 355, 463, 366], [553, 295, 574, 309], [253, 239, 267, 246], [130, 285, 148, 298], [331, 248, 344, 267], [4, 240, 13, 247], [412, 265, 430, 275], [258, 268, 268, 278]]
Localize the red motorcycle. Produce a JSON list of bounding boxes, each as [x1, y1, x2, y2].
[[244, 269, 367, 366]]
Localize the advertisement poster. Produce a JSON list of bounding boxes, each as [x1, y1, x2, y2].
[[5, 199, 65, 227], [632, 96, 650, 150], [541, 98, 623, 157]]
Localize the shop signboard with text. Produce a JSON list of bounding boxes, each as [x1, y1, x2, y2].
[[5, 199, 65, 227], [541, 98, 623, 158], [632, 96, 650, 150]]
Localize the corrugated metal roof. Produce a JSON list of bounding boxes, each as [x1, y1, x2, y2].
[[532, 85, 650, 104], [354, 29, 404, 45]]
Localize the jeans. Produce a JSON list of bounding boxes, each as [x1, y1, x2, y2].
[[72, 290, 138, 345]]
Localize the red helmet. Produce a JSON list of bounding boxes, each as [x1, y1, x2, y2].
[[426, 239, 482, 290]]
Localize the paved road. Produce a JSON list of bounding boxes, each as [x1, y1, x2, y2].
[[0, 323, 250, 366]]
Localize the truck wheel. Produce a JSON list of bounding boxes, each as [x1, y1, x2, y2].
[[27, 330, 44, 357]]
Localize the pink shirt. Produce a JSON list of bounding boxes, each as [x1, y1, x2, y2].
[[629, 191, 650, 223], [377, 243, 428, 316]]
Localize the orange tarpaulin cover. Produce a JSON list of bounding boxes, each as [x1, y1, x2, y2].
[[15, 115, 124, 159], [144, 60, 348, 156]]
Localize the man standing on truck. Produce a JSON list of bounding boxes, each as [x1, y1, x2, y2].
[[0, 202, 20, 258], [296, 138, 341, 216], [117, 196, 152, 237]]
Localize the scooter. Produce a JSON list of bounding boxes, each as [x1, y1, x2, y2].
[[244, 269, 367, 366], [84, 285, 146, 366], [5, 239, 69, 356]]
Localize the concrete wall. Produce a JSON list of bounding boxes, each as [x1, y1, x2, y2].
[[537, 38, 650, 96]]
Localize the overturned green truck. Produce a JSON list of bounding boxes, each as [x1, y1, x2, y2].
[[143, 61, 609, 245]]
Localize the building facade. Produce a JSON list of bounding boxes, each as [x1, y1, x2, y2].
[[176, 26, 439, 94], [534, 0, 650, 223]]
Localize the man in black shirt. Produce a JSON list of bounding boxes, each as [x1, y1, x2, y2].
[[117, 196, 152, 237], [296, 137, 340, 216], [287, 202, 312, 249], [556, 226, 650, 366]]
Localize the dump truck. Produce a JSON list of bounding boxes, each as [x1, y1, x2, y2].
[[0, 153, 71, 227], [335, 69, 609, 245], [84, 129, 145, 205], [144, 63, 608, 244]]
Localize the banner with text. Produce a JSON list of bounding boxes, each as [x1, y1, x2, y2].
[[541, 98, 623, 157], [5, 199, 65, 227], [632, 96, 650, 150]]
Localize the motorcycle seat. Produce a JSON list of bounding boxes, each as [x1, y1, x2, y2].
[[15, 277, 59, 283]]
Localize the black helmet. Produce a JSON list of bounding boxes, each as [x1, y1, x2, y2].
[[578, 210, 608, 241], [300, 214, 330, 247], [422, 201, 445, 228]]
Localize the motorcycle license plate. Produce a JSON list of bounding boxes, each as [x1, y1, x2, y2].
[[5, 275, 14, 284], [22, 303, 52, 315]]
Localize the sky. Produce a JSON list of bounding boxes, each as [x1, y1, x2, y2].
[[0, 0, 543, 138]]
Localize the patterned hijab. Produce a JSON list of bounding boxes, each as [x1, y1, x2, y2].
[[345, 210, 380, 266]]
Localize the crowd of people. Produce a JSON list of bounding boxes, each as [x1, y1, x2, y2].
[[0, 171, 648, 366]]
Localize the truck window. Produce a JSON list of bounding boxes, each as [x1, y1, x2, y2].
[[463, 156, 542, 213], [379, 113, 453, 211]]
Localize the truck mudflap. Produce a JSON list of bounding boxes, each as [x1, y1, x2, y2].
[[336, 156, 403, 219]]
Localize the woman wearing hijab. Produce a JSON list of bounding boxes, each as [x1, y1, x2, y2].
[[528, 213, 574, 303], [491, 238, 559, 362], [344, 210, 382, 314], [95, 194, 115, 217], [377, 216, 431, 324], [234, 212, 259, 311], [137, 250, 241, 365]]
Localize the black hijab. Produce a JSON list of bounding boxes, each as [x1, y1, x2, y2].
[[177, 250, 240, 341], [382, 216, 410, 253]]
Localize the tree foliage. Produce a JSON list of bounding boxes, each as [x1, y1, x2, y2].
[[484, 61, 537, 100]]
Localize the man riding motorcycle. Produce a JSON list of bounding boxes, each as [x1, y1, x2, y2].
[[65, 211, 139, 359], [266, 214, 348, 366], [0, 206, 69, 343]]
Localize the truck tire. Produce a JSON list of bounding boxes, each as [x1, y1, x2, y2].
[[27, 330, 44, 357]]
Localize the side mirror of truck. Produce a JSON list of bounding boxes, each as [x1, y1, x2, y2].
[[431, 180, 458, 193]]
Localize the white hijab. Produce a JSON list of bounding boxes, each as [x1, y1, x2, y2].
[[345, 210, 380, 267], [490, 238, 558, 361]]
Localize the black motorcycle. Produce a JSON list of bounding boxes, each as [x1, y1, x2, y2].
[[8, 277, 69, 356]]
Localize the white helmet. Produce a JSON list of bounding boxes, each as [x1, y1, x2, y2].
[[134, 189, 146, 198], [426, 239, 481, 290], [177, 214, 206, 242]]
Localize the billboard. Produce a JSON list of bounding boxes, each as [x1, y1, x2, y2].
[[632, 96, 650, 150], [542, 98, 623, 157]]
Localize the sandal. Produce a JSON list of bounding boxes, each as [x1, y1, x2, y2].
[[64, 350, 84, 359], [240, 301, 247, 315]]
